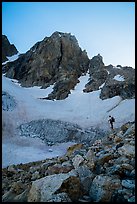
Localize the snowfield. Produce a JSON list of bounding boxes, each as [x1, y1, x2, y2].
[[2, 72, 135, 167]]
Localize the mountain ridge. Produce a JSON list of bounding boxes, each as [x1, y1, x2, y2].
[[2, 31, 135, 101], [2, 35, 18, 63]]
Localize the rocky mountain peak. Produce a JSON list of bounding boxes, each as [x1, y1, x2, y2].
[[3, 32, 89, 100], [2, 35, 18, 63], [2, 32, 135, 101], [84, 53, 135, 100], [89, 53, 104, 72]]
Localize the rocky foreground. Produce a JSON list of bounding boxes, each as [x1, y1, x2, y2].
[[2, 121, 135, 202]]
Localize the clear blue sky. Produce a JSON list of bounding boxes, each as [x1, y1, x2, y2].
[[2, 2, 135, 68]]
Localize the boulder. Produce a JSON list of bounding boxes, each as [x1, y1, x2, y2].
[[97, 153, 114, 165], [7, 164, 19, 173], [122, 179, 135, 190], [2, 188, 29, 202], [118, 144, 135, 158], [12, 189, 30, 202], [76, 165, 94, 193], [84, 149, 96, 170], [72, 154, 84, 169], [47, 163, 73, 175], [2, 190, 16, 202], [89, 175, 121, 202], [66, 143, 83, 157], [28, 170, 81, 202]]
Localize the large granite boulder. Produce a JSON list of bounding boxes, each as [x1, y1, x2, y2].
[[28, 170, 82, 202]]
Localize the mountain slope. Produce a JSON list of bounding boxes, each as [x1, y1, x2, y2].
[[2, 73, 134, 130], [2, 32, 135, 202], [2, 31, 135, 167], [2, 73, 135, 168]]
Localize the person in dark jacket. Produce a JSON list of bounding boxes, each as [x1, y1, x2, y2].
[[108, 115, 115, 129]]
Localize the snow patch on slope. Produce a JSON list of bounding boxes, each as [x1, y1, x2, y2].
[[2, 73, 134, 129], [2, 136, 75, 168], [113, 74, 125, 81]]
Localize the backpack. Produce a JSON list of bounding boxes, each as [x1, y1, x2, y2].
[[111, 117, 115, 122]]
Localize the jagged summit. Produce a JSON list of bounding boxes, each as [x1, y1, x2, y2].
[[83, 54, 135, 100], [2, 31, 135, 101], [3, 31, 89, 100], [2, 35, 18, 63]]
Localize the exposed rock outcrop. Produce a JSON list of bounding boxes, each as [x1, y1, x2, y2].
[[84, 54, 135, 100], [2, 32, 135, 101], [2, 91, 17, 111], [2, 35, 18, 63], [100, 65, 135, 100], [3, 31, 89, 100]]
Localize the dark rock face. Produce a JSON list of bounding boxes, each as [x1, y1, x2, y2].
[[84, 54, 135, 100], [3, 32, 135, 100], [4, 31, 89, 100], [83, 54, 107, 92], [2, 35, 18, 62], [100, 65, 135, 100]]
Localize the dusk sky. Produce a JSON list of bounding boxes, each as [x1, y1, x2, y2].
[[2, 2, 135, 68]]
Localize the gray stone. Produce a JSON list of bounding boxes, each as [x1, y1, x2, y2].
[[47, 192, 72, 202], [97, 153, 114, 165], [89, 175, 121, 202], [118, 144, 135, 158], [76, 165, 94, 193], [2, 190, 16, 202], [28, 170, 78, 202], [72, 154, 84, 169], [123, 123, 135, 136], [122, 179, 135, 189], [31, 170, 40, 181], [13, 189, 29, 202], [7, 164, 18, 173]]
